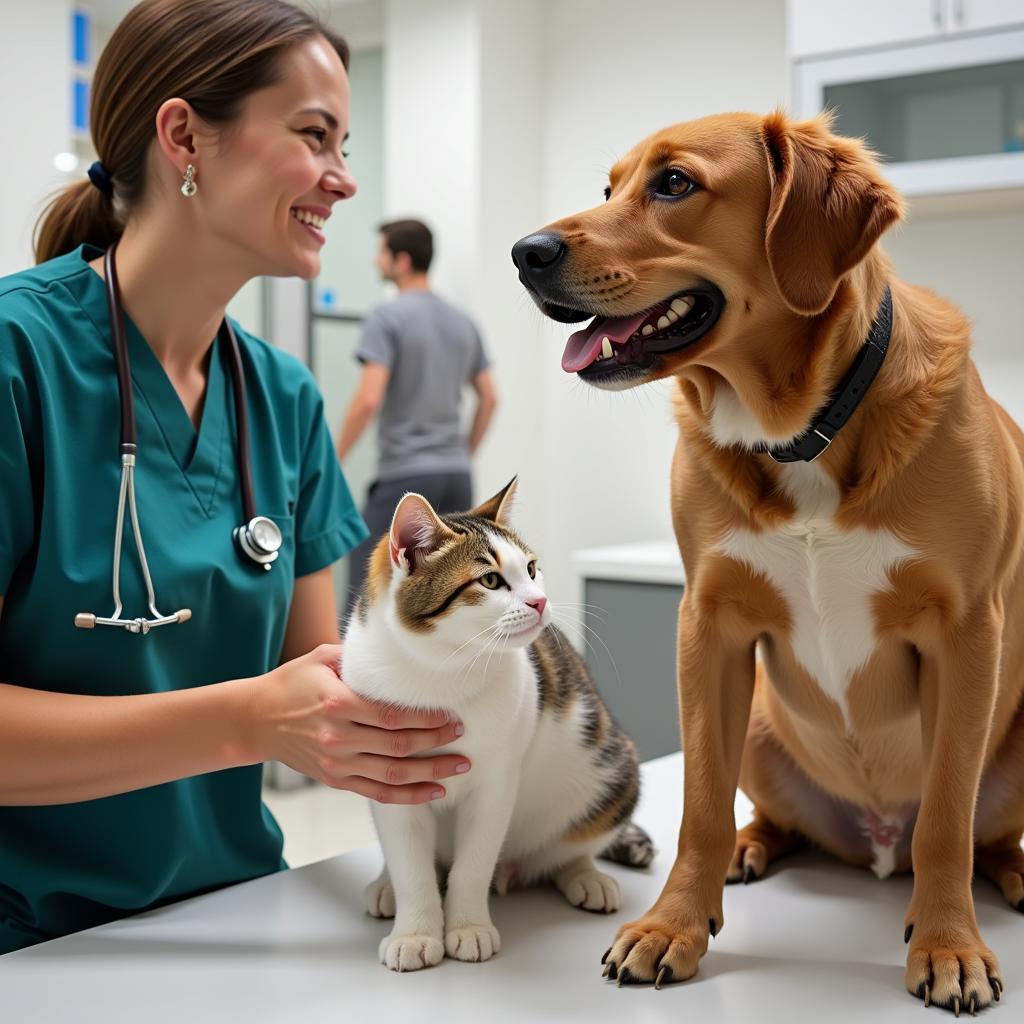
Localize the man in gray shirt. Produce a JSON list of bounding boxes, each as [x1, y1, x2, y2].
[[337, 219, 498, 614]]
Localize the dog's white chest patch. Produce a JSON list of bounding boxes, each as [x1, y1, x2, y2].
[[716, 464, 918, 720]]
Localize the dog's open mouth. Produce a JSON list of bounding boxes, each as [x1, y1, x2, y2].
[[561, 285, 724, 377]]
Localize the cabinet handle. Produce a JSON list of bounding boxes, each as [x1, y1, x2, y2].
[[932, 0, 944, 28]]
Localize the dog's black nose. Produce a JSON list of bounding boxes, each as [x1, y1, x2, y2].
[[511, 232, 566, 281]]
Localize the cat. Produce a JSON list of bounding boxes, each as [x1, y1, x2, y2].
[[340, 478, 654, 972]]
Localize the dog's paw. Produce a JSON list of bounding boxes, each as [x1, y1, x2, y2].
[[602, 911, 718, 988], [378, 931, 444, 972], [364, 876, 396, 918], [905, 934, 1003, 1014], [445, 923, 501, 962], [559, 868, 621, 913], [725, 838, 768, 885]]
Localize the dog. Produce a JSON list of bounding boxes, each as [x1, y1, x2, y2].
[[512, 110, 1024, 1013]]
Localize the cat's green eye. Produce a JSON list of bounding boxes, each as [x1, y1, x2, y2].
[[527, 561, 537, 579], [479, 572, 502, 590]]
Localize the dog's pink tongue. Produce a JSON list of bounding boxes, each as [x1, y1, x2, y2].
[[562, 312, 650, 373]]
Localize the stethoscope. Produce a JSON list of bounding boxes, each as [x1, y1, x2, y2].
[[74, 243, 283, 635]]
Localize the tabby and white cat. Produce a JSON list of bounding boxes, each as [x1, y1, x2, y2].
[[341, 478, 653, 972]]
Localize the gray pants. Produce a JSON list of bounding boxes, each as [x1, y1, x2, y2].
[[344, 471, 473, 619]]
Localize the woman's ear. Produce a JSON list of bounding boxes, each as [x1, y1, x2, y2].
[[388, 493, 452, 572], [761, 110, 904, 315], [470, 476, 518, 525]]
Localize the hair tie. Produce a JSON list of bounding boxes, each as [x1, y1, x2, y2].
[[87, 161, 114, 198]]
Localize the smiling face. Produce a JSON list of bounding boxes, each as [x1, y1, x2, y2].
[[192, 35, 356, 281]]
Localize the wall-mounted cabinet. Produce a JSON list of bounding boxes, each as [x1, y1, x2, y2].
[[789, 1, 1024, 198]]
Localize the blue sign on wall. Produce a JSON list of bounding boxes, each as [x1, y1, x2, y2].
[[73, 78, 89, 133], [72, 10, 90, 66]]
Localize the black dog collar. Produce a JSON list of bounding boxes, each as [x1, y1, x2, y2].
[[763, 285, 893, 464]]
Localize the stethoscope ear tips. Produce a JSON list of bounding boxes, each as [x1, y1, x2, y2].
[[75, 612, 97, 629]]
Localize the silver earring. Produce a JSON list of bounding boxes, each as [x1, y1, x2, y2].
[[180, 164, 197, 198]]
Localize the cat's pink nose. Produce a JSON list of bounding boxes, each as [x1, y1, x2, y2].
[[527, 597, 547, 617]]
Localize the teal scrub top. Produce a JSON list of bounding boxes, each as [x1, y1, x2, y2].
[[0, 245, 369, 954]]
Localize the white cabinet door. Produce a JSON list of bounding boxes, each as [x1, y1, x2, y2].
[[788, 0, 943, 57], [951, 0, 1024, 33]]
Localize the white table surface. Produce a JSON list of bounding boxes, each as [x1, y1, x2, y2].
[[2, 753, 1021, 1023]]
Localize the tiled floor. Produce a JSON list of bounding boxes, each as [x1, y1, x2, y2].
[[262, 782, 379, 868]]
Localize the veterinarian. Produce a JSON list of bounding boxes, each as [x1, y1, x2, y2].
[[335, 218, 498, 617], [0, 0, 470, 956]]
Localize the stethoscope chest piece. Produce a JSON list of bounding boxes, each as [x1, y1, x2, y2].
[[234, 515, 283, 571]]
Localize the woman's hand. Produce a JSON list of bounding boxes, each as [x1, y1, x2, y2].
[[241, 644, 470, 804]]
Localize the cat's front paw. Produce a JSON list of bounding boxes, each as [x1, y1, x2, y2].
[[445, 923, 501, 962], [365, 875, 395, 919], [378, 931, 444, 972]]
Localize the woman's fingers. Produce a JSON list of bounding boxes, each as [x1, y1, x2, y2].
[[339, 775, 451, 805], [342, 690, 460, 733], [345, 753, 471, 787], [344, 719, 465, 758]]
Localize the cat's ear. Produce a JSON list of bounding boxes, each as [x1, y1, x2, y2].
[[389, 493, 453, 572], [470, 476, 518, 525]]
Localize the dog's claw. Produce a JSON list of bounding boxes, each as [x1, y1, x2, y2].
[[617, 967, 632, 988], [655, 965, 672, 990], [953, 995, 961, 1018], [990, 977, 1002, 1001], [606, 960, 618, 981], [709, 917, 718, 938], [601, 962, 611, 978], [904, 924, 913, 944], [601, 946, 611, 965], [924, 983, 931, 1008], [969, 995, 977, 1017], [743, 864, 755, 885]]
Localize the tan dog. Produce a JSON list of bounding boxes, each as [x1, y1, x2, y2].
[[512, 111, 1024, 1013]]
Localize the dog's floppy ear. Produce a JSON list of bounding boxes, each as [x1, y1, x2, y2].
[[762, 110, 904, 315]]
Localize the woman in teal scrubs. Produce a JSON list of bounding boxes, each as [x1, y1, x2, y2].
[[0, 0, 470, 955]]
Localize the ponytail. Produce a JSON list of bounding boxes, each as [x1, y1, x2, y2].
[[34, 178, 122, 265]]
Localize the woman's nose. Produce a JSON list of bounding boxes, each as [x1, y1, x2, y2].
[[324, 165, 357, 202]]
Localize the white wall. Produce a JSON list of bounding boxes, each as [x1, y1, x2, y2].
[[883, 204, 1024, 424], [0, 1, 71, 276]]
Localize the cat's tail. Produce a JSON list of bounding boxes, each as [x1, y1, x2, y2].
[[599, 820, 656, 869]]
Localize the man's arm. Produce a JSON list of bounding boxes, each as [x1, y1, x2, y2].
[[336, 362, 390, 462], [468, 369, 498, 455]]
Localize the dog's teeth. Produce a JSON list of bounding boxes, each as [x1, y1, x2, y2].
[[657, 316, 670, 329], [671, 297, 694, 316], [641, 325, 654, 336], [601, 337, 613, 359], [666, 310, 679, 323]]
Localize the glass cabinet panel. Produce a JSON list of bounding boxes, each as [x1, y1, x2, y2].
[[824, 58, 1024, 162]]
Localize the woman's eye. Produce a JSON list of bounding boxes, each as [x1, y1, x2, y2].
[[480, 572, 502, 590], [303, 128, 327, 144], [527, 561, 537, 579], [655, 168, 695, 198]]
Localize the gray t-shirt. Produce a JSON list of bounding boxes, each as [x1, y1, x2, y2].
[[356, 290, 489, 482]]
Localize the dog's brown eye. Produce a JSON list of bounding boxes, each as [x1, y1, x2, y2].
[[655, 168, 694, 198]]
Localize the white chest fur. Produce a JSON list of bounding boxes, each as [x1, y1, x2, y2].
[[716, 463, 918, 721]]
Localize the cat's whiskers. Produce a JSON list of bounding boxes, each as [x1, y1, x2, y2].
[[440, 620, 506, 669], [552, 611, 625, 691]]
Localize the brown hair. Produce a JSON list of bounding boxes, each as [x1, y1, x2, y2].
[[34, 0, 349, 264], [380, 219, 434, 273]]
